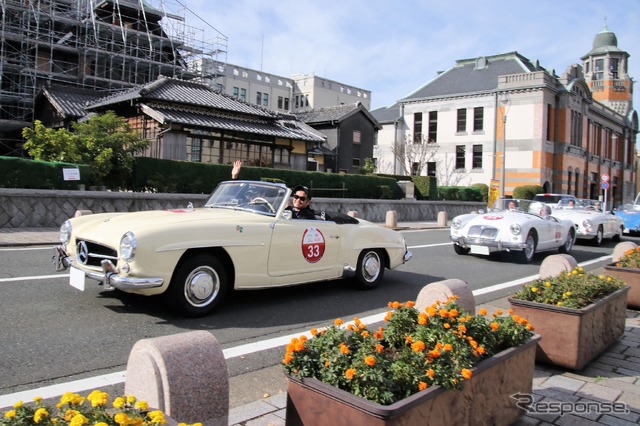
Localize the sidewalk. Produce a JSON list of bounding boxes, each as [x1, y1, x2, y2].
[[3, 225, 639, 425]]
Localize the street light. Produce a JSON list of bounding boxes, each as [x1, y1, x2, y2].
[[499, 92, 511, 199]]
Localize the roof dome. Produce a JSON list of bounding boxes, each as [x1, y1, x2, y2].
[[593, 24, 618, 49]]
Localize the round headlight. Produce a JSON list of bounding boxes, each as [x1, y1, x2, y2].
[[60, 220, 72, 245], [451, 217, 462, 229], [510, 223, 522, 235], [120, 232, 137, 261]]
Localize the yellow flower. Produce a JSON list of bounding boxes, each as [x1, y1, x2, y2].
[[69, 413, 88, 426], [34, 407, 49, 423], [147, 410, 165, 424], [135, 400, 149, 411], [478, 308, 487, 316], [531, 287, 538, 293], [599, 275, 605, 280], [87, 390, 109, 407], [113, 397, 126, 409], [545, 281, 551, 287], [4, 410, 16, 419], [13, 401, 23, 408], [114, 412, 130, 426]]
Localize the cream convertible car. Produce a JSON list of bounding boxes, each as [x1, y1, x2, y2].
[[53, 181, 412, 316], [450, 198, 576, 263]]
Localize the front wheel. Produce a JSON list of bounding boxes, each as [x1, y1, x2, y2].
[[519, 232, 537, 263], [353, 249, 384, 289], [613, 226, 623, 242], [453, 244, 470, 255], [592, 226, 604, 246], [167, 254, 228, 317], [558, 229, 575, 254]]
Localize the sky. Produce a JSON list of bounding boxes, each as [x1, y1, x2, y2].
[[168, 0, 640, 112]]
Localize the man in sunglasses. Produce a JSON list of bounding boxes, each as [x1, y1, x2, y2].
[[286, 185, 316, 219]]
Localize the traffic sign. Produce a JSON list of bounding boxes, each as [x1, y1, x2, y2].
[[601, 174, 610, 182], [601, 181, 609, 190]]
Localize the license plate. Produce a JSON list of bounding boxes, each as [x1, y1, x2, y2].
[[70, 267, 86, 291], [469, 245, 490, 255]]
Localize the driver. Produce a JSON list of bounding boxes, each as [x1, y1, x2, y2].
[[286, 185, 316, 219]]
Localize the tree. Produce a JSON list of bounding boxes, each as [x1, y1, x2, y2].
[[361, 157, 377, 174], [23, 111, 149, 188]]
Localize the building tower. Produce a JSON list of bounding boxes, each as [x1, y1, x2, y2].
[[581, 21, 633, 116]]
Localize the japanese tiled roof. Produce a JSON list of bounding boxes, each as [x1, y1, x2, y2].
[[41, 85, 105, 118], [87, 76, 277, 118], [370, 103, 401, 124], [296, 102, 382, 129], [402, 52, 544, 101]]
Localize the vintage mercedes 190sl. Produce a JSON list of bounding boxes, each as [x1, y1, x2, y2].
[[53, 181, 412, 316]]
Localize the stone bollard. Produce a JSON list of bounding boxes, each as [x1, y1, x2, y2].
[[538, 254, 578, 279], [612, 241, 638, 263], [74, 209, 93, 217], [415, 279, 475, 314], [124, 331, 228, 426], [437, 211, 448, 226], [347, 210, 359, 218], [385, 210, 397, 228]]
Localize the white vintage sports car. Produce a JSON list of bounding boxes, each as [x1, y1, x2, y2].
[[53, 181, 412, 316], [549, 198, 624, 245], [450, 198, 576, 263]]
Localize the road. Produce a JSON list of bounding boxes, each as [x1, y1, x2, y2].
[[0, 228, 626, 407]]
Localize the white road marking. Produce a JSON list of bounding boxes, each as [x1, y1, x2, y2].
[[0, 254, 612, 407], [0, 274, 68, 283]]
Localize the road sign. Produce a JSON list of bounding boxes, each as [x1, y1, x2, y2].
[[601, 174, 610, 182], [601, 181, 609, 190]]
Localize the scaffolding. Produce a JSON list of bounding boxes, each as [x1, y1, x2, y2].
[[0, 0, 227, 155]]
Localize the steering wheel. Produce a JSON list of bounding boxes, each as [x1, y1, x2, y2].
[[249, 197, 275, 213]]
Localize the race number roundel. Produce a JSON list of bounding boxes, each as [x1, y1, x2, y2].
[[301, 227, 326, 263]]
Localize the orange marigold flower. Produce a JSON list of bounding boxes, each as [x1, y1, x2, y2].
[[340, 343, 350, 354], [418, 381, 428, 391], [418, 313, 428, 325], [477, 346, 486, 355], [310, 328, 318, 336], [490, 322, 499, 331], [374, 330, 383, 339], [461, 368, 472, 380], [347, 324, 354, 331], [439, 309, 449, 318], [458, 325, 467, 334], [428, 349, 440, 359], [405, 335, 413, 344], [364, 356, 376, 366], [468, 339, 478, 349], [495, 309, 503, 316], [411, 341, 426, 352], [376, 344, 384, 353], [478, 308, 487, 316], [526, 324, 535, 331], [391, 301, 401, 309], [427, 307, 437, 317], [443, 323, 450, 329], [406, 301, 416, 308], [443, 343, 453, 352], [449, 309, 459, 318], [361, 330, 370, 338], [354, 317, 361, 326], [325, 360, 330, 367], [300, 335, 307, 342], [384, 311, 393, 322], [283, 354, 293, 364], [345, 368, 356, 380], [508, 309, 514, 314], [426, 368, 435, 378], [294, 341, 305, 351], [334, 318, 343, 326], [435, 342, 443, 350]]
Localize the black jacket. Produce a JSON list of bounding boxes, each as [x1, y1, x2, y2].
[[286, 206, 316, 219]]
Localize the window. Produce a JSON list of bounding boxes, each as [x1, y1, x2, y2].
[[240, 88, 246, 101], [232, 87, 239, 98], [455, 145, 465, 169], [427, 162, 436, 176], [428, 111, 437, 142], [594, 59, 604, 80], [353, 130, 361, 144], [413, 112, 423, 143], [352, 158, 360, 167], [571, 110, 582, 147], [457, 108, 466, 132], [411, 162, 420, 175], [284, 97, 290, 110], [191, 138, 201, 162], [546, 104, 552, 141], [610, 58, 619, 79], [473, 107, 484, 132], [274, 147, 290, 165], [472, 145, 482, 169], [263, 93, 269, 107], [277, 96, 283, 109], [256, 92, 262, 105]]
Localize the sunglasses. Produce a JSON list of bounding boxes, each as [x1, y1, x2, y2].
[[293, 194, 307, 202]]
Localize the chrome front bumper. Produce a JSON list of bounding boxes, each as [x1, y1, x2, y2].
[[450, 236, 527, 251], [53, 245, 164, 290]]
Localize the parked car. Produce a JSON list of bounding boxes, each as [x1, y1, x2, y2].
[[550, 198, 624, 245], [614, 192, 640, 235], [53, 180, 412, 316], [450, 198, 576, 263]]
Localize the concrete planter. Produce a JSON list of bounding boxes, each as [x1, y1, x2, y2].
[[603, 263, 640, 308], [284, 335, 540, 426], [509, 287, 629, 370]]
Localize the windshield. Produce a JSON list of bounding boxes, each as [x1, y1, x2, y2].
[[532, 195, 567, 204], [490, 198, 534, 213], [204, 181, 288, 216]]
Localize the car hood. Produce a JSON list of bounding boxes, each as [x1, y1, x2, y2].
[[70, 207, 264, 247], [461, 211, 537, 226]]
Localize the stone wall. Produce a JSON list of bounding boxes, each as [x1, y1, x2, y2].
[[0, 188, 485, 228]]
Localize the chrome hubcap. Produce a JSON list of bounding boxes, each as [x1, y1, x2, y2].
[[185, 267, 219, 307], [362, 252, 381, 282]]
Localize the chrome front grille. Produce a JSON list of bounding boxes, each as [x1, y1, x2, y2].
[[467, 225, 498, 240], [75, 240, 118, 267]]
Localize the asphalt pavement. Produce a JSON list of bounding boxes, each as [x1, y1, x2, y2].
[[2, 225, 639, 425]]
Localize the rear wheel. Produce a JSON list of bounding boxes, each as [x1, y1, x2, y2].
[[613, 226, 623, 242], [453, 244, 470, 255], [167, 254, 228, 317], [519, 232, 537, 263], [593, 226, 604, 246], [558, 229, 575, 254], [354, 249, 384, 289]]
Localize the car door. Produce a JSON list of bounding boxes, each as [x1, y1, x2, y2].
[[267, 218, 342, 281]]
